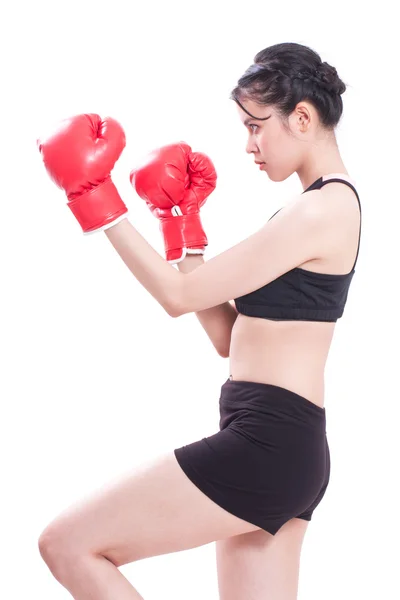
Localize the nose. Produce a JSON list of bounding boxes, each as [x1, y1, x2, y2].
[[246, 137, 258, 155]]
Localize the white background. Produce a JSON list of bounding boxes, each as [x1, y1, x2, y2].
[[1, 0, 399, 598]]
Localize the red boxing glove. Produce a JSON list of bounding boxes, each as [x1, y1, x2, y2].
[[37, 114, 128, 233], [130, 142, 217, 263]]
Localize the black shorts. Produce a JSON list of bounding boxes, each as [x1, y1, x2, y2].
[[174, 377, 330, 536]]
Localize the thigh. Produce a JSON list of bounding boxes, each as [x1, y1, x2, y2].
[[216, 517, 309, 600], [38, 451, 260, 569]]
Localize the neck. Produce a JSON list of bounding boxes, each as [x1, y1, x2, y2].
[[298, 133, 349, 191]]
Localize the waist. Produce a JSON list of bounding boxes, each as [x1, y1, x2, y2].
[[229, 315, 334, 408], [221, 377, 327, 422]]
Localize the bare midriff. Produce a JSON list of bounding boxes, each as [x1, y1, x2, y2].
[[228, 314, 335, 408]]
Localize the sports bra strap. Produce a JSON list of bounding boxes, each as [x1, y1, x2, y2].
[[268, 177, 362, 272], [318, 178, 362, 272]]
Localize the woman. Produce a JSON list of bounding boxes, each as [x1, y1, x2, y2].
[[37, 42, 361, 600]]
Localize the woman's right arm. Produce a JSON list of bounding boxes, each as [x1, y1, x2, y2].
[[177, 254, 238, 358]]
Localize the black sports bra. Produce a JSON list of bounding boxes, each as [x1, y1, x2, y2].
[[234, 176, 362, 322]]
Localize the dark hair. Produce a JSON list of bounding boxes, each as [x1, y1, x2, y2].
[[230, 42, 347, 131]]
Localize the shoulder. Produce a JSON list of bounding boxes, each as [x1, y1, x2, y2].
[[272, 182, 358, 249], [278, 188, 327, 227], [292, 177, 359, 223], [318, 179, 361, 227]]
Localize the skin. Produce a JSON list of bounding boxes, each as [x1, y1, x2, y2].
[[237, 96, 350, 189], [38, 96, 360, 600]]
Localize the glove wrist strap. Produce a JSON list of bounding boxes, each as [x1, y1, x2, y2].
[[67, 177, 128, 233], [160, 213, 208, 254]]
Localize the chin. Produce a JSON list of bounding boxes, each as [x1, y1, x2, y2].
[[265, 170, 285, 183], [267, 165, 295, 183]]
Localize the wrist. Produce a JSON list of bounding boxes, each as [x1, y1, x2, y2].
[[176, 254, 205, 273]]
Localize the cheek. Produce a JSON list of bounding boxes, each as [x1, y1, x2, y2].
[[258, 126, 283, 155], [270, 135, 296, 159], [256, 133, 269, 152]]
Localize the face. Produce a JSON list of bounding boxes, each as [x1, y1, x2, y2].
[[236, 98, 313, 182]]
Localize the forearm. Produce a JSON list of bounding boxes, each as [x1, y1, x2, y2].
[[104, 217, 183, 316], [177, 254, 238, 357]]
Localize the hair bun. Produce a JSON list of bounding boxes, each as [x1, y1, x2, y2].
[[315, 62, 345, 95]]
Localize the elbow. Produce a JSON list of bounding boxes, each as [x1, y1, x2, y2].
[[217, 344, 230, 358], [167, 274, 190, 318], [165, 296, 187, 318], [165, 302, 182, 318]]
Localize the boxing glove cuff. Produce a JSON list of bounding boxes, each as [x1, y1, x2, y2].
[[160, 212, 208, 258], [67, 177, 128, 234]]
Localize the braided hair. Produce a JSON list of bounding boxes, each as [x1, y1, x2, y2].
[[230, 42, 347, 130]]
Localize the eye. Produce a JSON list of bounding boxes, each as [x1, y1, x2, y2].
[[249, 124, 259, 133]]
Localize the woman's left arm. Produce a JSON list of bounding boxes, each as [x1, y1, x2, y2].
[[105, 191, 335, 318]]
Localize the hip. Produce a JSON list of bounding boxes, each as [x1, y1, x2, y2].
[[219, 377, 328, 466], [227, 362, 326, 408]]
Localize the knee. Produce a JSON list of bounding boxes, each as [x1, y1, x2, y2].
[[38, 526, 72, 578]]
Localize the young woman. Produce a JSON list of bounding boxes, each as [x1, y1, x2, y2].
[[37, 42, 361, 600]]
